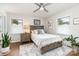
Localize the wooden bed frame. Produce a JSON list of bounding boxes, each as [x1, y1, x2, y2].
[[30, 25, 62, 54], [41, 41, 62, 54], [30, 25, 44, 33]]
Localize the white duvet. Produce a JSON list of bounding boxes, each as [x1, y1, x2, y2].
[[31, 33, 62, 48]]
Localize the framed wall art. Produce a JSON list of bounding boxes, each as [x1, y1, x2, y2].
[[12, 19, 23, 25], [57, 16, 70, 25], [11, 18, 23, 34], [34, 19, 41, 25], [73, 17, 79, 25]]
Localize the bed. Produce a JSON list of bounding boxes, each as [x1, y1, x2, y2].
[[30, 25, 62, 54]]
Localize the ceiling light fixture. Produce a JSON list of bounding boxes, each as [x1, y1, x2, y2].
[[40, 7, 43, 10], [33, 3, 52, 13]]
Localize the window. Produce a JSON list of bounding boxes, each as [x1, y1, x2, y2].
[[57, 16, 70, 35], [10, 19, 23, 34], [0, 16, 4, 34]]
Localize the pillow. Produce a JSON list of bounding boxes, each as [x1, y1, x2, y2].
[[37, 29, 45, 34], [32, 29, 45, 34], [32, 30, 38, 34]]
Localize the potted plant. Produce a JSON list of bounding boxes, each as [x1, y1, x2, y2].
[[64, 35, 79, 53], [0, 33, 11, 55]]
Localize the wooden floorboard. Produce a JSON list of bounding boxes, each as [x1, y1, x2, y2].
[[6, 42, 32, 56], [6, 42, 20, 56]]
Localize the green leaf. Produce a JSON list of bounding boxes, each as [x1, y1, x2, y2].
[[64, 34, 79, 47], [1, 33, 11, 48], [74, 37, 79, 40]]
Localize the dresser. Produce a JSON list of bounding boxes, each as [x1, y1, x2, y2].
[[21, 33, 31, 43]]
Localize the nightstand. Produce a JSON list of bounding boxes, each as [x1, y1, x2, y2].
[[21, 33, 31, 43]]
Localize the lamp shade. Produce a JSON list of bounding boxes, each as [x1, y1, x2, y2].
[[23, 25, 30, 33]]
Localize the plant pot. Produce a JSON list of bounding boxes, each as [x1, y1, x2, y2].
[[1, 46, 10, 55], [72, 46, 79, 54]]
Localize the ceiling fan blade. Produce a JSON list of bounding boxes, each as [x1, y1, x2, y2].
[[43, 3, 52, 7], [35, 3, 41, 7], [33, 7, 40, 12], [43, 7, 48, 12], [40, 3, 44, 5]]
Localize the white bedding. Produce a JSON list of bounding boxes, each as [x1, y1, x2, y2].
[[31, 33, 62, 48]]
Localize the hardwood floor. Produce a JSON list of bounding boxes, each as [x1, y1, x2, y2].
[[6, 42, 32, 56], [4, 42, 79, 56], [6, 42, 20, 56], [67, 50, 79, 56]]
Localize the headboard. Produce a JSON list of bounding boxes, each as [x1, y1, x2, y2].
[[29, 25, 44, 40], [30, 25, 44, 33]]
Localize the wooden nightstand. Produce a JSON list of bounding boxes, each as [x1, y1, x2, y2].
[[21, 33, 31, 43]]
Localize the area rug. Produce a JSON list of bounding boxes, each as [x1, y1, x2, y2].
[[19, 43, 72, 56]]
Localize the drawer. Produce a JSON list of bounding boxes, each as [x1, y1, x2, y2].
[[21, 38, 30, 42], [26, 34, 30, 38], [21, 33, 30, 42]]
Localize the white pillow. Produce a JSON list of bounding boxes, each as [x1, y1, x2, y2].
[[32, 30, 38, 34], [37, 29, 45, 34], [32, 29, 45, 34]]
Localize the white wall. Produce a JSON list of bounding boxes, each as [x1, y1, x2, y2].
[[6, 13, 44, 42], [0, 11, 8, 33], [45, 5, 79, 37], [0, 10, 8, 40]]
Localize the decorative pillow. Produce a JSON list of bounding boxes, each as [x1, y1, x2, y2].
[[37, 29, 45, 34], [32, 30, 38, 34]]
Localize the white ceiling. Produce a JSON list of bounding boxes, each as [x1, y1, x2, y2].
[[0, 3, 79, 18]]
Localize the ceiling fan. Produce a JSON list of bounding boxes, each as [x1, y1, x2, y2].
[[33, 3, 51, 13]]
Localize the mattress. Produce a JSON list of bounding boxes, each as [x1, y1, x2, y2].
[[31, 34, 62, 49]]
